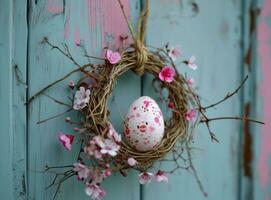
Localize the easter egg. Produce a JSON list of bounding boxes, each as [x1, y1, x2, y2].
[[124, 96, 165, 151]]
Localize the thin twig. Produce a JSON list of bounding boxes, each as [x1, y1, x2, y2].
[[36, 108, 73, 124], [117, 0, 136, 42], [203, 75, 248, 110], [43, 37, 80, 67], [186, 142, 207, 197], [201, 116, 265, 125], [43, 93, 71, 107], [45, 165, 73, 171], [27, 68, 80, 104]]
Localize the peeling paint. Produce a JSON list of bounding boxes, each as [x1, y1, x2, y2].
[[86, 0, 131, 50], [243, 103, 252, 177], [74, 27, 80, 46], [47, 0, 63, 14], [257, 0, 271, 197], [64, 0, 71, 39], [245, 6, 261, 67]]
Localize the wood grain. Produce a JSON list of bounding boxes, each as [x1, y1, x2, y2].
[[0, 0, 28, 199], [142, 0, 243, 199], [27, 0, 140, 200]]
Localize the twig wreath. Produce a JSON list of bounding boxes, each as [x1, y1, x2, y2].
[[27, 0, 264, 199]]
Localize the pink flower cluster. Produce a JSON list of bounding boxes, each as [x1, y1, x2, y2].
[[138, 170, 168, 184], [168, 45, 181, 61], [106, 49, 121, 64], [159, 66, 176, 83], [73, 163, 107, 200], [73, 87, 91, 110], [58, 133, 74, 151], [84, 124, 121, 159], [185, 108, 197, 122]]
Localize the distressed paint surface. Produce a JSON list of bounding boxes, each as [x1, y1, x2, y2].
[[0, 0, 28, 199], [143, 0, 243, 200], [255, 0, 271, 199], [1, 1, 271, 200], [27, 0, 140, 200]]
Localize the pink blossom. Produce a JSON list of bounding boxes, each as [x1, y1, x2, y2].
[[58, 133, 74, 151], [159, 66, 176, 83], [73, 87, 91, 110], [155, 170, 168, 183], [168, 45, 181, 61], [127, 157, 137, 166], [65, 117, 71, 123], [185, 108, 197, 122], [103, 169, 111, 178], [108, 123, 121, 144], [106, 49, 121, 64], [73, 163, 89, 180], [85, 184, 106, 200], [68, 80, 75, 89], [187, 56, 198, 70], [187, 77, 195, 87], [99, 139, 120, 157], [89, 169, 104, 184], [93, 136, 104, 148], [84, 139, 102, 159], [168, 101, 175, 109], [138, 172, 153, 184]]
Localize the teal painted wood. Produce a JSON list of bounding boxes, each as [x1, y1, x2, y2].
[[2, 1, 269, 200], [27, 0, 140, 200], [0, 0, 28, 199], [142, 0, 243, 200], [239, 0, 255, 199]]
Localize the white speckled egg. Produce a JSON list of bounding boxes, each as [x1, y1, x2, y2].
[[124, 96, 165, 151]]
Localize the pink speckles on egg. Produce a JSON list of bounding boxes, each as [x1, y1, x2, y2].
[[124, 96, 165, 151], [154, 117, 160, 125], [149, 126, 155, 133], [143, 100, 151, 108]]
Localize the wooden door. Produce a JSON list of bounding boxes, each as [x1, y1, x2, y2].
[[0, 0, 270, 200]]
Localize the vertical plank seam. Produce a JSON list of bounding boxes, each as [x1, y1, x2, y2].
[[26, 0, 31, 199], [238, 0, 247, 199]]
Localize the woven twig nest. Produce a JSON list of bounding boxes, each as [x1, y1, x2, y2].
[[79, 46, 195, 172]]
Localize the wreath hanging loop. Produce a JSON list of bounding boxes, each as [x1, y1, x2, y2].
[[119, 0, 150, 76], [133, 41, 148, 75]]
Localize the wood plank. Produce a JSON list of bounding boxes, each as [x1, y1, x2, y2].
[[0, 0, 28, 199], [253, 0, 271, 199], [142, 0, 243, 199], [27, 0, 140, 200]]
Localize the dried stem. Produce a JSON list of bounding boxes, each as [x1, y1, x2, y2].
[[185, 142, 207, 197], [117, 0, 136, 42], [27, 67, 85, 104], [37, 108, 73, 124], [201, 116, 264, 125], [202, 75, 248, 110], [43, 93, 71, 107]]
